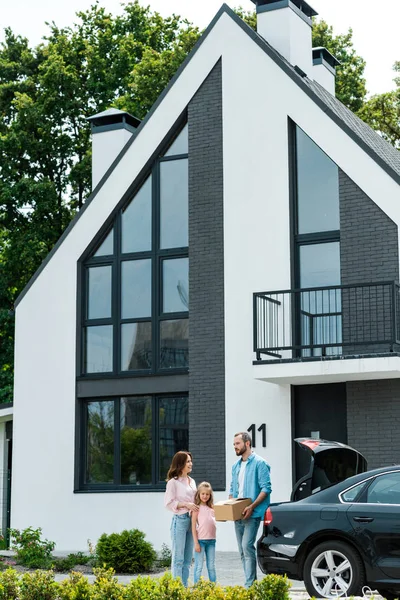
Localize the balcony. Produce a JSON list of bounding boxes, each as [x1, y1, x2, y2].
[[253, 281, 400, 384]]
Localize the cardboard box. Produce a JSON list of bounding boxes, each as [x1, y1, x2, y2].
[[214, 498, 252, 521]]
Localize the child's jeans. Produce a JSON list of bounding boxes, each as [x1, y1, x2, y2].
[[193, 539, 216, 583]]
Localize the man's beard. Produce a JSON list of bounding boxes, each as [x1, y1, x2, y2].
[[236, 446, 246, 456]]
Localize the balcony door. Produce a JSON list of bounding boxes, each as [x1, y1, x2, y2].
[[292, 124, 341, 356]]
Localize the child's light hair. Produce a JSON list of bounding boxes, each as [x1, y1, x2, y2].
[[195, 481, 214, 507]]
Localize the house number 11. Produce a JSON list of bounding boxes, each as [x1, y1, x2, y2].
[[247, 424, 267, 448]]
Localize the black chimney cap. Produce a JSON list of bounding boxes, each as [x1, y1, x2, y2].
[[250, 0, 318, 19], [87, 108, 141, 133], [313, 47, 341, 71]]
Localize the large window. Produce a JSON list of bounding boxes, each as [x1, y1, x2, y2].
[[293, 125, 340, 356], [81, 394, 188, 490], [81, 124, 189, 376]]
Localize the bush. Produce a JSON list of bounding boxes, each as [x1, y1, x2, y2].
[[96, 529, 157, 574], [156, 572, 188, 600], [19, 570, 59, 600], [59, 572, 92, 600], [52, 552, 92, 573], [9, 527, 55, 569], [191, 580, 226, 600], [92, 567, 124, 600], [157, 543, 172, 568], [0, 568, 20, 600], [124, 575, 160, 600], [248, 574, 291, 600]]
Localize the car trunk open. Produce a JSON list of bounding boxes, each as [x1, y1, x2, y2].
[[291, 438, 368, 501]]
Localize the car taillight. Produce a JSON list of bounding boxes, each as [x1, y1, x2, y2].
[[264, 507, 273, 526]]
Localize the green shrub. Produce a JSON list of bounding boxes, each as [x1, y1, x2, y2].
[[223, 586, 250, 600], [0, 567, 20, 600], [191, 580, 226, 600], [96, 529, 157, 574], [19, 570, 59, 600], [52, 552, 92, 572], [248, 574, 291, 600], [156, 572, 188, 600], [157, 543, 172, 568], [58, 571, 93, 600], [9, 527, 55, 569], [92, 567, 124, 600], [124, 575, 160, 600]]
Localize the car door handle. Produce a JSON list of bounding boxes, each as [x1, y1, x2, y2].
[[353, 516, 374, 523]]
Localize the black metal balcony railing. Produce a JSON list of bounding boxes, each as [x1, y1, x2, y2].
[[253, 281, 400, 360]]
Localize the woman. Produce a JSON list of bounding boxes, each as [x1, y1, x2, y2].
[[164, 451, 198, 586]]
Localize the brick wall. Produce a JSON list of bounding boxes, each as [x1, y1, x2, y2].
[[347, 379, 400, 469], [188, 60, 226, 490], [339, 170, 399, 353]]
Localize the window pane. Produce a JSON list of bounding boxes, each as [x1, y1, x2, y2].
[[121, 259, 151, 319], [160, 159, 188, 249], [121, 177, 152, 254], [296, 127, 339, 234], [86, 401, 114, 484], [164, 124, 188, 157], [160, 319, 189, 369], [120, 397, 152, 485], [300, 242, 340, 288], [163, 258, 189, 313], [366, 472, 400, 504], [94, 229, 114, 257], [342, 481, 367, 503], [159, 396, 189, 481], [87, 266, 112, 319], [85, 325, 113, 373], [121, 322, 152, 371]]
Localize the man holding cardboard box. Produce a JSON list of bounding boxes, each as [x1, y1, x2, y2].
[[229, 431, 271, 588]]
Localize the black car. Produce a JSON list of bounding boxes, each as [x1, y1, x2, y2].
[[257, 438, 400, 599]]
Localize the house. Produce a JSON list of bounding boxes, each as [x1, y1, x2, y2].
[[9, 0, 400, 552]]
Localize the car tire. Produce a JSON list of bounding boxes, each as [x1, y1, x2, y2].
[[303, 540, 365, 599]]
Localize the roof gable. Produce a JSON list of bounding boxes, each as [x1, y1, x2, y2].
[[15, 3, 400, 307]]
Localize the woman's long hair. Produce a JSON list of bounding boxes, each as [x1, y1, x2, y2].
[[194, 481, 214, 507], [166, 451, 192, 481]]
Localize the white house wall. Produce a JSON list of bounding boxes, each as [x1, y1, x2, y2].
[[12, 9, 400, 553]]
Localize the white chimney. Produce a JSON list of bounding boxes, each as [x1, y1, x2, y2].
[[250, 0, 318, 79], [312, 47, 340, 95], [87, 108, 141, 190]]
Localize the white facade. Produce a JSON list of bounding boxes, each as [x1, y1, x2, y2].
[[12, 5, 400, 553]]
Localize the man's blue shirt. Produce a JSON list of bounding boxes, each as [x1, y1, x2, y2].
[[229, 452, 272, 519]]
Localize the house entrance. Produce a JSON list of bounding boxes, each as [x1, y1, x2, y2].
[[293, 383, 347, 484]]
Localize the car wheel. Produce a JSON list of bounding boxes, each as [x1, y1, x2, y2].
[[303, 540, 365, 598], [376, 589, 400, 600]]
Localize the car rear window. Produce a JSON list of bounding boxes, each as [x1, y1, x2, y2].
[[312, 448, 366, 490], [341, 481, 367, 502]]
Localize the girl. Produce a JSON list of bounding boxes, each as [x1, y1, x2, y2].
[[192, 481, 217, 584], [164, 451, 198, 587]]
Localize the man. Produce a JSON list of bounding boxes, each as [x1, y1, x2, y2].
[[229, 431, 272, 588]]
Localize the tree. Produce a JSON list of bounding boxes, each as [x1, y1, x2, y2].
[[359, 62, 400, 149]]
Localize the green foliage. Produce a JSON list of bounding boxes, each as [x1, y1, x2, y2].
[[52, 552, 91, 573], [312, 20, 367, 113], [95, 529, 157, 574], [248, 574, 291, 600], [191, 580, 226, 600], [0, 568, 19, 600], [156, 572, 188, 600], [157, 543, 172, 568], [92, 567, 124, 600], [124, 575, 160, 600], [359, 62, 400, 149], [58, 571, 92, 600], [19, 570, 59, 600], [9, 527, 55, 569]]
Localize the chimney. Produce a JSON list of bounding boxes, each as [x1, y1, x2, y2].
[[312, 47, 340, 95], [87, 108, 141, 190], [250, 0, 318, 78]]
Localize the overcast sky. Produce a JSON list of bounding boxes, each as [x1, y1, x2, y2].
[[1, 0, 399, 96]]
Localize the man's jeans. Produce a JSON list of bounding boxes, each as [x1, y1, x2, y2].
[[193, 539, 216, 583], [234, 517, 261, 588], [170, 513, 194, 587]]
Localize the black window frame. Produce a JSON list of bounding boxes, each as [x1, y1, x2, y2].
[[78, 393, 189, 492], [79, 122, 189, 379], [289, 120, 341, 356]]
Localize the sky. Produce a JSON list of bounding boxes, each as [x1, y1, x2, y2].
[[1, 0, 399, 97]]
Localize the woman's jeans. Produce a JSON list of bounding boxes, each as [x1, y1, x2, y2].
[[170, 513, 194, 586], [193, 539, 217, 583], [234, 517, 261, 588]]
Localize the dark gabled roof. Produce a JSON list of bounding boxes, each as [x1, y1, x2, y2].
[[15, 3, 400, 307]]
